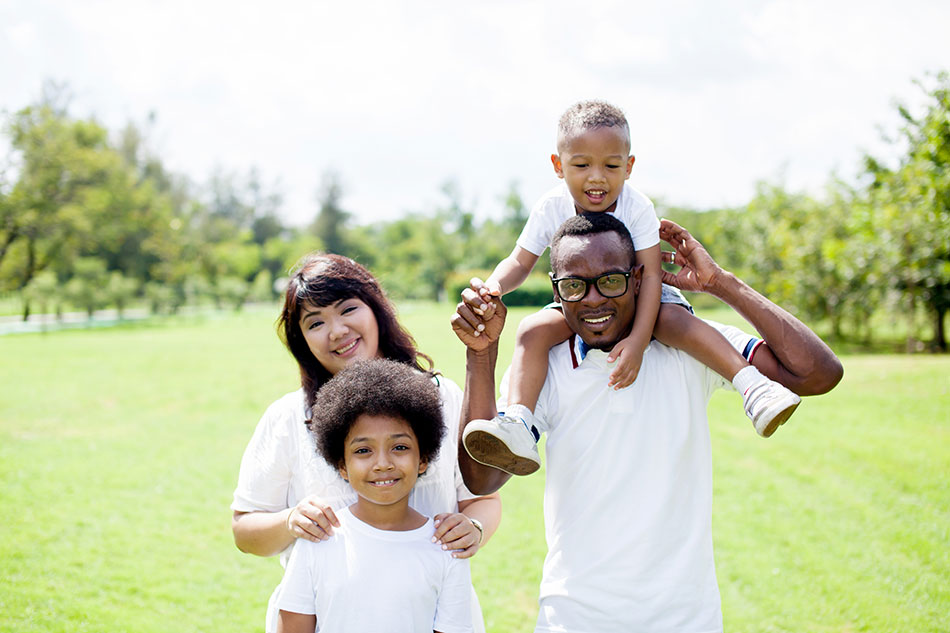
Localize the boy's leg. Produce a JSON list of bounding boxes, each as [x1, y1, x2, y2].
[[508, 308, 573, 411], [462, 308, 572, 476], [654, 304, 801, 438]]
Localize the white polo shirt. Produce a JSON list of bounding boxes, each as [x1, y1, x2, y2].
[[517, 322, 760, 633]]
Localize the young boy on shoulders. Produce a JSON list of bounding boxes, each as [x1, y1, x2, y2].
[[276, 359, 472, 633], [461, 99, 801, 476]]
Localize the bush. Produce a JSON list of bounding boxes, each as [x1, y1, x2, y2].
[[444, 271, 554, 307]]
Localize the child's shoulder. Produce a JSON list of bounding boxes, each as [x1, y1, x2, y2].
[[620, 182, 652, 206], [528, 183, 576, 219], [533, 182, 573, 207]]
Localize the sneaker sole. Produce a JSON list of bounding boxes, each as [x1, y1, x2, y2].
[[464, 430, 541, 476], [759, 401, 800, 438]]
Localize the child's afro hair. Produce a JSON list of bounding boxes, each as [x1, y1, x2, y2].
[[310, 359, 445, 470]]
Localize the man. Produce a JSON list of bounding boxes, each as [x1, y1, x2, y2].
[[451, 214, 842, 633]]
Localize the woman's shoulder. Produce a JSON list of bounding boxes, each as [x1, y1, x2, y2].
[[253, 388, 309, 438], [262, 388, 307, 418], [431, 373, 461, 396]]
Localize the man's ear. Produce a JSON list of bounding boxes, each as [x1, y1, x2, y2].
[[625, 154, 636, 178], [631, 264, 644, 294], [551, 153, 564, 178]]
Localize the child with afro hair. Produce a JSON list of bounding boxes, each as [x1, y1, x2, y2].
[[276, 359, 473, 633]]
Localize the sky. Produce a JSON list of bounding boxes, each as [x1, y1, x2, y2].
[[2, 0, 949, 227]]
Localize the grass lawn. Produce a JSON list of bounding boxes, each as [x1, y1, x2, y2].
[[1, 303, 948, 632]]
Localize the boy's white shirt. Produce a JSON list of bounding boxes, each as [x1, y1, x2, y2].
[[516, 182, 660, 257], [277, 506, 473, 633]]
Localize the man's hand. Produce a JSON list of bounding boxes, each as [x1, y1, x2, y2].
[[452, 278, 507, 352], [659, 219, 724, 294]]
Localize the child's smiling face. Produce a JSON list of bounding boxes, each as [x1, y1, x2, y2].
[[339, 414, 427, 510], [551, 125, 635, 214]]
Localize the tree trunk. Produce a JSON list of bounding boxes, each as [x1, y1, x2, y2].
[[933, 305, 948, 352]]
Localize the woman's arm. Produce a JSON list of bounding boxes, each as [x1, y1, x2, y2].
[[232, 496, 341, 557], [277, 610, 316, 633], [431, 492, 502, 559]]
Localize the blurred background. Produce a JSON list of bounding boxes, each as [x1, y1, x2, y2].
[[1, 0, 949, 349]]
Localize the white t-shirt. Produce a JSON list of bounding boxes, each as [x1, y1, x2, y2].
[[231, 375, 481, 633], [516, 183, 660, 256], [277, 506, 473, 633], [511, 322, 758, 633]]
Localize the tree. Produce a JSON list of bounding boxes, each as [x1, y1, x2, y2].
[[311, 171, 349, 255], [63, 257, 109, 317], [865, 71, 950, 351], [0, 98, 116, 301]]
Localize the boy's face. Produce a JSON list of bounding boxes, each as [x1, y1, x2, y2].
[[551, 126, 635, 214], [339, 414, 427, 509]]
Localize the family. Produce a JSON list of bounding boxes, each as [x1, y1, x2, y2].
[[231, 101, 843, 633]]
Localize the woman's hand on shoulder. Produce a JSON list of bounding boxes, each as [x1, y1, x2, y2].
[[287, 495, 341, 542], [432, 512, 482, 559]]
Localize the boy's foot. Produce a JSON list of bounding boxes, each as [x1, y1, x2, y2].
[[743, 380, 801, 437], [462, 415, 541, 476]]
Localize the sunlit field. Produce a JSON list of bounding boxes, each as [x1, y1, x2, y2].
[[1, 304, 947, 632]]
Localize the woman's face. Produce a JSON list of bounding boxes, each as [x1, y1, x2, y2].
[[298, 297, 381, 376]]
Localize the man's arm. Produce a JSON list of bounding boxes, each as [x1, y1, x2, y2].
[[450, 280, 513, 495], [660, 219, 843, 396]]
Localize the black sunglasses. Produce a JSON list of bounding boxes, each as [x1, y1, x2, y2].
[[549, 270, 633, 302]]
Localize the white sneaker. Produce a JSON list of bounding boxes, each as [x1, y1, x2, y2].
[[743, 380, 802, 437], [462, 414, 541, 476]]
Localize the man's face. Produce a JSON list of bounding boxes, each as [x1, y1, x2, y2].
[[553, 231, 641, 351]]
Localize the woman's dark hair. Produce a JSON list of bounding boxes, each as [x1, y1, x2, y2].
[[277, 253, 433, 409], [312, 359, 446, 470]]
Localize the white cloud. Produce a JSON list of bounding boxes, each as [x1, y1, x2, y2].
[[2, 0, 949, 224]]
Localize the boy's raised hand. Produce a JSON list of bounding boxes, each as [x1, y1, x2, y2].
[[606, 337, 644, 390], [452, 278, 507, 353], [464, 277, 501, 321]]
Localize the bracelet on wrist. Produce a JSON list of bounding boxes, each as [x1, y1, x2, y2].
[[469, 517, 484, 545]]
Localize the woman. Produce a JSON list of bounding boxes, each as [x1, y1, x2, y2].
[[231, 253, 501, 633]]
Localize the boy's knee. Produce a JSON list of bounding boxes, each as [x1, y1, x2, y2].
[[656, 302, 690, 330], [516, 310, 568, 347]]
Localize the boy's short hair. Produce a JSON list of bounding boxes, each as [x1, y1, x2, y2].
[[310, 359, 446, 470], [556, 100, 631, 154], [551, 212, 636, 275]]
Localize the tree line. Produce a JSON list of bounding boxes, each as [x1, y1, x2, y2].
[[1, 75, 948, 350]]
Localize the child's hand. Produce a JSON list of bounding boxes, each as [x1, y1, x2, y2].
[[463, 277, 498, 320], [606, 337, 644, 390], [481, 279, 502, 298], [452, 284, 507, 353]]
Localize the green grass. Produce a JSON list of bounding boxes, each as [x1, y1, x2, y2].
[[1, 304, 948, 632]]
